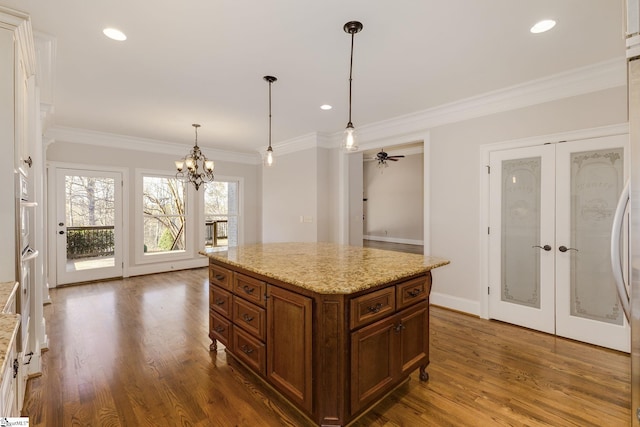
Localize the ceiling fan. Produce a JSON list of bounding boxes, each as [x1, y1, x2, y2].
[[370, 149, 404, 166]]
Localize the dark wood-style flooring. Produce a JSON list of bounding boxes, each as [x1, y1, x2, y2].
[[362, 240, 423, 254], [22, 268, 630, 426]]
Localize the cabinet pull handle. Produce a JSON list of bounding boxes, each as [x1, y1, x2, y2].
[[367, 303, 383, 313], [215, 298, 225, 306], [214, 274, 225, 281], [407, 288, 421, 298], [394, 323, 406, 333], [240, 344, 254, 355], [242, 313, 254, 322], [243, 285, 255, 295], [214, 325, 225, 333]]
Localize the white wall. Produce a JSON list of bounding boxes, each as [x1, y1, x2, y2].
[[46, 141, 261, 276], [428, 86, 628, 314], [262, 147, 321, 242], [364, 153, 423, 243]]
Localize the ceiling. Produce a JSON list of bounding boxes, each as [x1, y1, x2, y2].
[[3, 1, 625, 155]]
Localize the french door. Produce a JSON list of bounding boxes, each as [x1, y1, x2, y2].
[[56, 168, 123, 285], [489, 135, 629, 352]]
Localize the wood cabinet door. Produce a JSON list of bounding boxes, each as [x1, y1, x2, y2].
[[266, 285, 313, 413], [397, 301, 429, 376], [350, 315, 397, 414]]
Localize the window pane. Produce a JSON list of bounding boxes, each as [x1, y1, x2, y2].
[[204, 182, 229, 216], [65, 176, 115, 226], [143, 217, 185, 253], [143, 175, 186, 254], [143, 176, 185, 216]]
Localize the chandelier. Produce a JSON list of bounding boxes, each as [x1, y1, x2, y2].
[[175, 124, 214, 190], [343, 21, 363, 152]]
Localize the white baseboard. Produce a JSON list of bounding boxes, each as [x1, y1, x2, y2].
[[126, 258, 208, 277], [363, 235, 424, 246], [430, 292, 480, 317]]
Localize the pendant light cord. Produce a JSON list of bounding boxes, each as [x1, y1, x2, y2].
[[348, 32, 354, 126], [268, 80, 272, 149]]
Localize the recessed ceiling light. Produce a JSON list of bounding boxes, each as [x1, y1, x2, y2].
[[320, 104, 332, 110], [530, 19, 556, 34], [103, 28, 127, 41]]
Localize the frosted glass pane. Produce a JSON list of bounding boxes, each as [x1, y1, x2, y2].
[[501, 157, 541, 308], [570, 148, 624, 325]]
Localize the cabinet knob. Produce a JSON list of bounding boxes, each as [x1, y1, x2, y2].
[[214, 274, 225, 281], [215, 298, 225, 306], [214, 325, 225, 333], [367, 303, 383, 314], [394, 323, 406, 333], [240, 344, 254, 355], [407, 288, 421, 298], [242, 313, 254, 322], [242, 286, 255, 295]]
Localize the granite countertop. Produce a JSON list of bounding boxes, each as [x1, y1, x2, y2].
[[201, 242, 449, 294], [0, 282, 20, 378]]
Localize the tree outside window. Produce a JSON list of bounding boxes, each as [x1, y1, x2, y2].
[[143, 176, 186, 253]]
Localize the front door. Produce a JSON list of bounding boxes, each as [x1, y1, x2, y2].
[[489, 135, 629, 352], [56, 168, 123, 285]]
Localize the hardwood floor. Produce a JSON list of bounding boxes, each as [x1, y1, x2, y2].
[[22, 268, 630, 426]]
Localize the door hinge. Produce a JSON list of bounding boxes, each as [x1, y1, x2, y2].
[[486, 165, 490, 174], [488, 227, 490, 235], [488, 286, 490, 295]]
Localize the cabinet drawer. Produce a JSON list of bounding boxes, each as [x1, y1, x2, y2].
[[209, 310, 232, 348], [233, 297, 266, 340], [210, 264, 232, 289], [210, 285, 232, 318], [234, 273, 267, 307], [396, 275, 431, 310], [232, 327, 266, 376], [350, 286, 396, 330]]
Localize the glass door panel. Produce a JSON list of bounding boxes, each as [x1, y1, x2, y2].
[[556, 136, 629, 352], [56, 168, 123, 285], [489, 145, 556, 334]]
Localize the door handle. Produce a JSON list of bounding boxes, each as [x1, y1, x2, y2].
[[59, 231, 64, 235], [532, 245, 552, 251], [558, 246, 578, 253]]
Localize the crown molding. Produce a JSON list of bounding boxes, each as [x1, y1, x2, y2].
[[46, 126, 261, 165], [344, 57, 627, 148], [259, 132, 334, 157]]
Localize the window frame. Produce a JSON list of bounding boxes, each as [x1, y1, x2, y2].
[[135, 169, 195, 265], [200, 175, 244, 249]]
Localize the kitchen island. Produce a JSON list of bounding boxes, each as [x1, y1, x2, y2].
[[201, 242, 449, 427]]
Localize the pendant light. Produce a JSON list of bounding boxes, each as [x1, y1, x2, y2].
[[264, 75, 277, 167], [343, 21, 363, 152], [175, 124, 215, 190]]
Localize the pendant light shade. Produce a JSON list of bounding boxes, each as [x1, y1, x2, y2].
[[264, 75, 277, 167], [175, 124, 215, 190], [342, 21, 363, 152]]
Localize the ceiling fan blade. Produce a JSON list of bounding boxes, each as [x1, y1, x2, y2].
[[387, 155, 405, 159], [388, 158, 399, 161]]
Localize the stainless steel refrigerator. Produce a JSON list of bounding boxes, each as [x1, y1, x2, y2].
[[628, 1, 640, 422]]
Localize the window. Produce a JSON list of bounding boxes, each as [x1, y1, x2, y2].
[[204, 180, 239, 249], [142, 175, 187, 254]]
